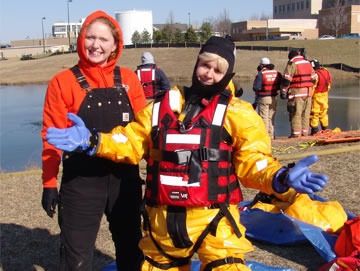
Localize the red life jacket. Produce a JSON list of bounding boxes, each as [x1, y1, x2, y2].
[[314, 68, 331, 93], [145, 90, 243, 207], [258, 68, 280, 96], [289, 56, 314, 89], [136, 64, 157, 99]]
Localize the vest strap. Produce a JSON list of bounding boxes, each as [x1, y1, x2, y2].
[[203, 257, 244, 271]]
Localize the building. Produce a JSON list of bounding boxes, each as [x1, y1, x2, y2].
[[231, 19, 318, 41], [273, 0, 322, 19], [115, 9, 153, 46], [52, 20, 83, 39], [231, 0, 359, 41], [319, 4, 360, 36]]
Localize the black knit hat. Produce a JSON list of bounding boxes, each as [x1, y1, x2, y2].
[[188, 36, 236, 100], [288, 50, 299, 60], [199, 36, 236, 74]]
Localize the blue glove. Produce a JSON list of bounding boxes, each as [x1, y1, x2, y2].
[[287, 155, 328, 194], [46, 113, 90, 152]]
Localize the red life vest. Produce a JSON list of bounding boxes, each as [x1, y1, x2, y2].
[[145, 90, 243, 207], [136, 64, 157, 99], [258, 68, 280, 96], [314, 68, 331, 93], [289, 56, 314, 89]]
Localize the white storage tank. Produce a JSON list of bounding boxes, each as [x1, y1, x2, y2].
[[115, 9, 153, 46]]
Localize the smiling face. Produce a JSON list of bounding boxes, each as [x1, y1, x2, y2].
[[195, 58, 226, 86], [84, 20, 117, 66]]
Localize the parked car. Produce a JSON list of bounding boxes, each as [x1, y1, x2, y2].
[[318, 35, 335, 40], [343, 33, 360, 39]]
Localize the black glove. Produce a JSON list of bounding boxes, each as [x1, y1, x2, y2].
[[42, 188, 59, 218], [235, 88, 244, 97], [280, 92, 287, 100]]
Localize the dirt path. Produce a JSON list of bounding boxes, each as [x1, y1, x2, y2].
[[1, 137, 359, 270]]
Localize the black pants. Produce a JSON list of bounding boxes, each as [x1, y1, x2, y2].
[[59, 155, 143, 270]]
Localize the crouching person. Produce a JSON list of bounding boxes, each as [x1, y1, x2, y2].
[[46, 36, 328, 271]]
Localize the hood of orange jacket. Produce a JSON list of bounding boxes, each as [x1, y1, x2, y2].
[[76, 10, 123, 88]]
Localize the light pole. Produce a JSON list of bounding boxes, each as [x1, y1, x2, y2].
[[67, 0, 72, 51], [41, 17, 46, 53], [188, 12, 191, 28]]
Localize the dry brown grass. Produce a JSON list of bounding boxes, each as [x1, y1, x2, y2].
[[0, 39, 359, 86], [1, 140, 359, 271]]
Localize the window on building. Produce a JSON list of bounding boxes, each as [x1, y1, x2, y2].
[[306, 0, 310, 8], [297, 2, 300, 10], [279, 5, 282, 13], [287, 4, 290, 11], [283, 4, 286, 12], [292, 3, 295, 11], [301, 1, 304, 9]]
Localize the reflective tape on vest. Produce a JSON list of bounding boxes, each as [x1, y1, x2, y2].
[[160, 175, 200, 187]]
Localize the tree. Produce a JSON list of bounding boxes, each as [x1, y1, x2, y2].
[[131, 30, 141, 46], [185, 27, 198, 43], [141, 29, 151, 44], [174, 28, 185, 43], [152, 29, 162, 44], [326, 0, 347, 37], [200, 22, 213, 42], [162, 24, 174, 44], [215, 9, 232, 37]]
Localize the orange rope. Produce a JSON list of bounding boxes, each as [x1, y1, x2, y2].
[[273, 129, 360, 143]]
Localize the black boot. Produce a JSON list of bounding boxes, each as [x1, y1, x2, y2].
[[321, 125, 328, 131], [311, 127, 319, 135]]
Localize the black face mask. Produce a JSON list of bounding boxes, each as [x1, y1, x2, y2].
[[187, 59, 235, 101]]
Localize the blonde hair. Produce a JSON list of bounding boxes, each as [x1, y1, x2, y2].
[[198, 52, 229, 74]]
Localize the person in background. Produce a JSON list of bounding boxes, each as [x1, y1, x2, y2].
[[310, 59, 331, 135], [280, 50, 316, 138], [252, 57, 282, 139], [40, 10, 146, 270], [135, 51, 171, 102], [45, 36, 328, 270]]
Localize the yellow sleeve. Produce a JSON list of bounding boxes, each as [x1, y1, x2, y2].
[[224, 98, 283, 195], [95, 102, 153, 164]]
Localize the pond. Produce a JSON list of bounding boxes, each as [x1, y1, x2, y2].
[[0, 79, 359, 173]]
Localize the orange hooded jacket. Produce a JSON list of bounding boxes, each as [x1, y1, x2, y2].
[[41, 10, 146, 188]]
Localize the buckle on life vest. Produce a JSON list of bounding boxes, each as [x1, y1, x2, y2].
[[174, 149, 192, 165], [178, 121, 194, 133], [199, 147, 208, 161]]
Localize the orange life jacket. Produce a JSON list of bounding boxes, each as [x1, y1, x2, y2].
[[145, 90, 242, 207], [136, 64, 158, 99], [258, 68, 280, 96], [289, 56, 314, 89], [314, 68, 331, 93]]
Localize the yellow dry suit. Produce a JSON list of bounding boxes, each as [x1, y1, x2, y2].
[[95, 87, 285, 270]]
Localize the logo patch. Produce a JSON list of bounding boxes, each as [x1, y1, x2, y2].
[[169, 190, 189, 201], [123, 112, 130, 122]]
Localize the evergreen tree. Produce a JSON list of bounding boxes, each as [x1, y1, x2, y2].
[[200, 22, 213, 43], [152, 29, 162, 44], [131, 30, 141, 46], [174, 28, 185, 43], [141, 29, 151, 44], [185, 27, 198, 43]]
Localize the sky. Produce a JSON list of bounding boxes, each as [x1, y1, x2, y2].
[[0, 0, 272, 44]]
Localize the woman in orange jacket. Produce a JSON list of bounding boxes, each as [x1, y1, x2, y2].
[[40, 10, 146, 270]]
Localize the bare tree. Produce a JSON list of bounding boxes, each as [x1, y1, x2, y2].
[[163, 11, 176, 43], [215, 9, 232, 37], [326, 0, 347, 37]]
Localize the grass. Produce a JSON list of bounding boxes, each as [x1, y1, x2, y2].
[[0, 39, 359, 86]]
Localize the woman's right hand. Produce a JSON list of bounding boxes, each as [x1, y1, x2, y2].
[[46, 113, 90, 152]]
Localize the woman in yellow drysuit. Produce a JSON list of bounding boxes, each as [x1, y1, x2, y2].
[[46, 36, 328, 271]]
